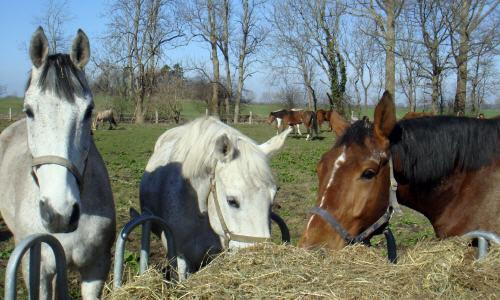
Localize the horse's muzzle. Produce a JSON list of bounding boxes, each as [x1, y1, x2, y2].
[[39, 200, 80, 233]]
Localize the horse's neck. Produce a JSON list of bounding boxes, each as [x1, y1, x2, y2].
[[190, 175, 211, 213], [397, 164, 500, 237]]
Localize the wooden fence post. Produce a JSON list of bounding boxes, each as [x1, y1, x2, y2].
[[9, 107, 12, 121], [249, 111, 252, 124], [205, 108, 208, 116], [155, 110, 158, 124]]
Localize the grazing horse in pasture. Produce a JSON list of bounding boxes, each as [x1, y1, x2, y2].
[[140, 117, 290, 279], [299, 91, 499, 250], [0, 28, 115, 299], [268, 109, 318, 140], [93, 109, 118, 130]]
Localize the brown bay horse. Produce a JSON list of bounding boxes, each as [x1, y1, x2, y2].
[[268, 109, 318, 140], [300, 91, 499, 250], [316, 109, 332, 131]]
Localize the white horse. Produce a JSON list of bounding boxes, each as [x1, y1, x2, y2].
[[140, 117, 290, 279], [0, 27, 115, 299]]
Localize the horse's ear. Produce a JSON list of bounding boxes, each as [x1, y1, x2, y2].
[[374, 91, 396, 139], [70, 29, 90, 69], [259, 127, 291, 157], [214, 134, 235, 162], [330, 110, 349, 137], [29, 27, 49, 68]]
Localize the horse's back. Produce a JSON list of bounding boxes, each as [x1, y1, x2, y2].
[[0, 120, 32, 228]]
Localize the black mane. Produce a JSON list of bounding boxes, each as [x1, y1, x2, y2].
[[26, 54, 90, 102], [335, 118, 373, 147], [389, 116, 500, 186]]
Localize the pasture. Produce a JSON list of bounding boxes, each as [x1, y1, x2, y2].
[[0, 117, 441, 297]]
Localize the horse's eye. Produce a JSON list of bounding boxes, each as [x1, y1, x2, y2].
[[84, 106, 93, 120], [23, 107, 34, 119], [227, 197, 240, 208], [361, 169, 377, 180]]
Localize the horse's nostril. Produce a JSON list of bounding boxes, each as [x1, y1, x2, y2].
[[69, 203, 80, 225]]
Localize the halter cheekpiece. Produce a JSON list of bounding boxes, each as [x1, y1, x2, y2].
[[207, 164, 271, 248]]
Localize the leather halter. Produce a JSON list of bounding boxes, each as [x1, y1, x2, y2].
[[309, 158, 399, 263], [207, 166, 271, 248], [310, 206, 394, 245], [31, 152, 88, 191]]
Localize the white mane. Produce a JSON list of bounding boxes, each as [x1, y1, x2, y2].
[[151, 117, 275, 188]]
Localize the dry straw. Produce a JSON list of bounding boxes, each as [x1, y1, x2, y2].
[[107, 238, 499, 299]]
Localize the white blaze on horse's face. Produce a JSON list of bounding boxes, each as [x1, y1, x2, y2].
[[208, 128, 290, 249], [24, 27, 93, 233]]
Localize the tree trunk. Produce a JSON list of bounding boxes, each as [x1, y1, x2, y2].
[[431, 71, 439, 114], [454, 0, 470, 113], [234, 65, 244, 124], [208, 0, 220, 117], [454, 34, 469, 113], [385, 0, 396, 97], [222, 0, 232, 117]]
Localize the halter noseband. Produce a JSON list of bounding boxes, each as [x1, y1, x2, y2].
[[31, 153, 88, 191], [309, 158, 399, 263], [207, 166, 271, 248]]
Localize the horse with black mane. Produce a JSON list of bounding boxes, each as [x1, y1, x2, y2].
[[267, 109, 318, 140], [300, 91, 499, 250]]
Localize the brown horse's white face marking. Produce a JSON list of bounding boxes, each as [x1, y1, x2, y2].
[[299, 92, 397, 249]]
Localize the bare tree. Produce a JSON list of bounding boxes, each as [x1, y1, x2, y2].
[[469, 24, 499, 114], [182, 0, 222, 116], [412, 0, 452, 114], [34, 0, 73, 54], [269, 1, 318, 112], [287, 0, 348, 115], [218, 0, 232, 116], [444, 0, 499, 113], [397, 8, 423, 112], [343, 18, 376, 110], [356, 0, 405, 97], [233, 0, 266, 123], [103, 0, 184, 123]]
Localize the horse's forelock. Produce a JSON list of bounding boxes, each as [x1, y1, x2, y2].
[[27, 54, 90, 102]]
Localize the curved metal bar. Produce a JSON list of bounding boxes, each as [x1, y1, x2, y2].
[[383, 228, 397, 264], [270, 212, 290, 243], [113, 214, 177, 288], [462, 230, 500, 259], [5, 234, 68, 300]]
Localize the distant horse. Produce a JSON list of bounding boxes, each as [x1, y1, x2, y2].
[[267, 109, 290, 134], [401, 111, 434, 120], [93, 109, 117, 130], [300, 91, 499, 249], [0, 28, 115, 299], [268, 109, 318, 140], [140, 117, 290, 279], [316, 109, 332, 131]]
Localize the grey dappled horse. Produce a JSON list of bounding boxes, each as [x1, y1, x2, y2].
[[140, 117, 290, 279], [0, 27, 115, 299]]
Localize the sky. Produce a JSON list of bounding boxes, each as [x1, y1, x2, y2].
[[0, 0, 266, 99]]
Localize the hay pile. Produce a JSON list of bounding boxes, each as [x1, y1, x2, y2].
[[107, 238, 499, 299]]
